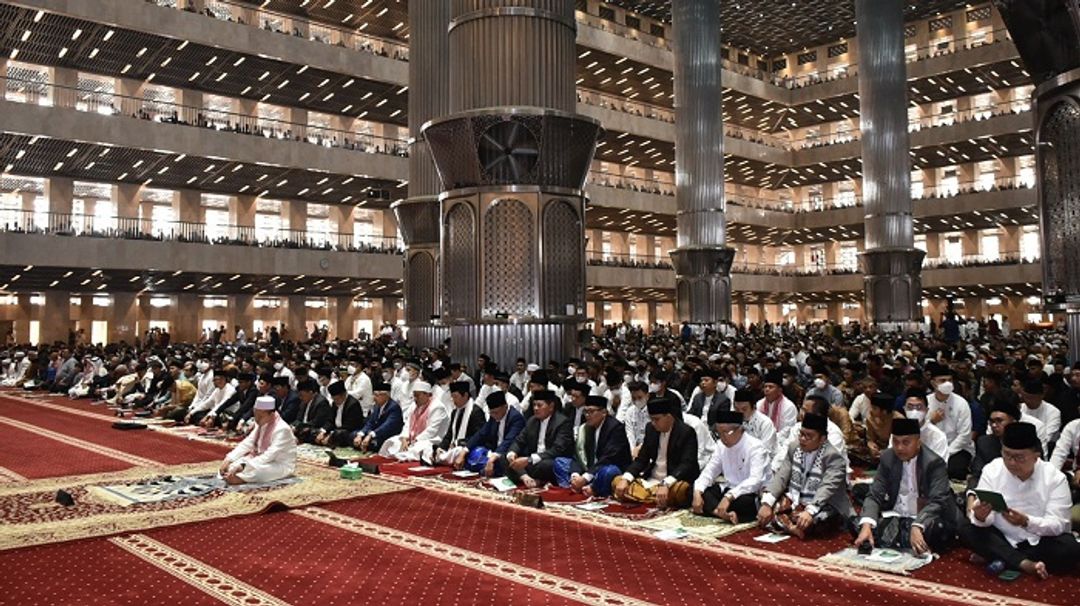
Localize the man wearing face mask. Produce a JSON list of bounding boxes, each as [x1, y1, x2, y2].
[[271, 354, 296, 390], [649, 372, 686, 412], [895, 389, 948, 461], [188, 359, 215, 413], [927, 364, 974, 481], [343, 356, 374, 416], [392, 361, 421, 412], [806, 368, 845, 408], [618, 381, 652, 457]]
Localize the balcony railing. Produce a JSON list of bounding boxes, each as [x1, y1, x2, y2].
[[0, 209, 402, 255], [922, 251, 1039, 270], [150, 0, 410, 62], [1, 76, 409, 158]]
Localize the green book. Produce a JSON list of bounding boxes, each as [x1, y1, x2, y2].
[[974, 489, 1008, 512]]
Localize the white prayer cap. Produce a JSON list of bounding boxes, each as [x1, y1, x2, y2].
[[526, 363, 540, 372], [412, 381, 433, 394], [430, 360, 443, 370], [838, 358, 849, 366], [254, 395, 276, 411], [708, 354, 721, 362]]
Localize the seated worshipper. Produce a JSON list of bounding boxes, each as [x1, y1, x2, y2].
[[554, 395, 631, 497], [202, 371, 259, 431], [379, 381, 449, 461], [682, 407, 717, 470], [1052, 427, 1080, 531], [505, 390, 574, 487], [291, 379, 333, 443], [153, 377, 197, 420], [564, 381, 591, 432], [692, 409, 768, 524], [271, 376, 301, 425], [618, 381, 652, 456], [352, 382, 404, 453], [860, 392, 904, 467], [314, 381, 365, 447], [688, 369, 732, 419], [611, 396, 700, 510], [435, 382, 487, 465], [758, 371, 799, 444], [180, 369, 236, 425], [733, 389, 778, 462], [772, 395, 847, 473], [927, 364, 975, 481], [758, 413, 853, 539], [459, 391, 526, 477], [895, 389, 949, 461], [1020, 379, 1061, 449], [961, 422, 1080, 578], [219, 395, 297, 485], [969, 400, 1031, 491], [854, 418, 960, 555]]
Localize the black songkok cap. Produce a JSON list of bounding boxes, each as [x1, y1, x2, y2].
[[372, 382, 392, 393], [586, 395, 608, 409], [270, 376, 290, 387], [529, 371, 550, 386], [1022, 380, 1044, 396], [646, 396, 677, 416], [891, 418, 920, 436], [733, 389, 755, 404], [1001, 422, 1040, 451], [992, 399, 1022, 422], [327, 381, 347, 396], [237, 372, 255, 383], [802, 413, 828, 434], [710, 409, 744, 427], [486, 390, 507, 409], [296, 379, 319, 393], [449, 381, 471, 395], [871, 392, 896, 410], [532, 390, 558, 404], [763, 371, 784, 387]]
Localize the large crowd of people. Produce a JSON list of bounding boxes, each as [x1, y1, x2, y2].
[[2, 316, 1079, 579]]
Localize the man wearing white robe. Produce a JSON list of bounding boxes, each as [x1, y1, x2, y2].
[[221, 396, 296, 484], [379, 381, 449, 461]]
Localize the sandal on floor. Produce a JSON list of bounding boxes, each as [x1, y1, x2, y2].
[[984, 559, 1007, 576]]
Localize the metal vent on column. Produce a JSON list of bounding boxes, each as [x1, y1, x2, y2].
[[477, 121, 540, 182]]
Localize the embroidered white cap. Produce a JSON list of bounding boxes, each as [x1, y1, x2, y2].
[[412, 381, 433, 394], [254, 395, 276, 410]]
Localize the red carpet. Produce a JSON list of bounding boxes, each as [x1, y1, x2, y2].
[[141, 509, 573, 605], [320, 489, 972, 606], [0, 421, 132, 479], [0, 537, 221, 606], [0, 396, 228, 465]]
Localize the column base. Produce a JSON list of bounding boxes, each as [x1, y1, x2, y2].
[[861, 248, 925, 325], [448, 321, 581, 370], [670, 247, 735, 324]]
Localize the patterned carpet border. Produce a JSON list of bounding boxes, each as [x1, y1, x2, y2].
[[0, 462, 413, 551], [376, 474, 1054, 606], [295, 506, 657, 606], [0, 465, 28, 482], [111, 534, 290, 606]]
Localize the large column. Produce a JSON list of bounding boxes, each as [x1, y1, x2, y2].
[[110, 292, 138, 344], [855, 0, 924, 329], [286, 295, 306, 342], [46, 177, 73, 233], [175, 294, 200, 343], [392, 0, 451, 349], [41, 291, 71, 345], [332, 296, 355, 340], [669, 0, 734, 325], [422, 0, 601, 368], [232, 194, 257, 242], [230, 294, 255, 340]]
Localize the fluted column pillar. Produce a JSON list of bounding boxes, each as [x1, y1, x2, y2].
[[393, 0, 451, 348], [856, 0, 924, 329], [422, 0, 601, 367], [669, 0, 734, 324]]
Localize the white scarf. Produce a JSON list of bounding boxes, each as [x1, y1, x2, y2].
[[452, 401, 477, 444]]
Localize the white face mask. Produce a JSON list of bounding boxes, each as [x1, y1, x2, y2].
[[716, 380, 727, 391], [274, 362, 284, 371], [937, 381, 954, 396], [347, 365, 357, 375], [648, 383, 660, 394], [814, 378, 827, 390], [906, 409, 927, 424], [97, 367, 108, 377], [197, 361, 210, 372]]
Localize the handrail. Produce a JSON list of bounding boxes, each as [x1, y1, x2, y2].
[[151, 0, 409, 62], [0, 209, 403, 254], [1, 76, 409, 158]]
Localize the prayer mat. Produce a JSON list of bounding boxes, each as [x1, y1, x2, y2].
[[87, 474, 303, 507], [820, 547, 937, 575], [295, 443, 367, 462], [0, 461, 415, 551], [377, 462, 451, 477], [535, 486, 590, 504], [640, 510, 756, 539]]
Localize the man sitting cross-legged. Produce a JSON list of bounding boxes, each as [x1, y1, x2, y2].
[[435, 382, 487, 466], [611, 396, 700, 510], [291, 379, 333, 444], [219, 395, 297, 485], [758, 413, 853, 539], [458, 391, 526, 477], [960, 422, 1080, 579], [854, 418, 960, 555], [505, 390, 574, 488], [692, 409, 768, 524], [351, 382, 404, 454], [554, 395, 632, 498]]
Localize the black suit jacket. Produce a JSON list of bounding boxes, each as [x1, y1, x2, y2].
[[625, 420, 699, 483], [862, 446, 960, 531], [294, 394, 333, 429], [582, 415, 632, 473], [322, 395, 365, 432], [510, 412, 574, 461], [968, 434, 1002, 489], [439, 403, 487, 450]]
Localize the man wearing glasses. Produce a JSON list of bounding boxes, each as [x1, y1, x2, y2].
[[961, 422, 1080, 578], [895, 389, 948, 461], [692, 409, 768, 524], [554, 396, 631, 498]]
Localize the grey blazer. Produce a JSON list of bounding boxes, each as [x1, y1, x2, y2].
[[861, 446, 960, 532], [764, 441, 854, 518]]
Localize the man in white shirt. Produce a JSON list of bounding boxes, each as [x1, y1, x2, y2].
[[379, 381, 449, 461], [896, 389, 949, 461], [343, 358, 374, 415], [734, 389, 778, 463], [220, 396, 296, 484], [618, 382, 652, 457], [1020, 380, 1061, 447], [509, 359, 531, 395], [188, 360, 215, 412], [926, 365, 974, 480], [692, 409, 768, 524], [757, 371, 798, 445], [1048, 416, 1080, 529], [961, 422, 1080, 578], [185, 370, 236, 426]]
